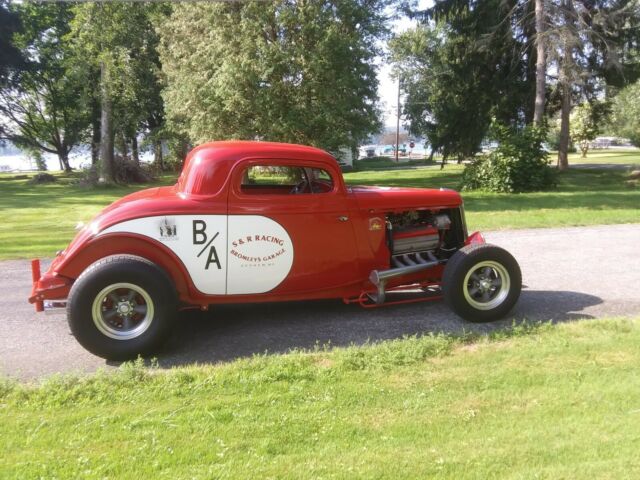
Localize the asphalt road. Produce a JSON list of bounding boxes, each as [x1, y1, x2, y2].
[[2, 224, 639, 380]]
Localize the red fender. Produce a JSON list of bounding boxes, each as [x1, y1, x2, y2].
[[56, 233, 198, 304]]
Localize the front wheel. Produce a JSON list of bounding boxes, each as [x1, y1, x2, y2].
[[442, 244, 521, 322], [67, 255, 178, 360]]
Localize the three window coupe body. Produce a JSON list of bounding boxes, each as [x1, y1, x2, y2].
[[29, 141, 521, 359]]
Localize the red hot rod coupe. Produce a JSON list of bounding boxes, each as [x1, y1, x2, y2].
[[29, 141, 521, 360]]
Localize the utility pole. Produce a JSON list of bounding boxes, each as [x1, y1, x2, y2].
[[395, 77, 401, 163]]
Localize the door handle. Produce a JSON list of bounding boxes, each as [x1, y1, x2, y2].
[[338, 216, 349, 222]]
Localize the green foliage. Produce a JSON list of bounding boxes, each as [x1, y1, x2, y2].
[[2, 151, 639, 259], [570, 102, 602, 157], [610, 80, 640, 146], [69, 3, 167, 152], [0, 0, 23, 89], [0, 2, 86, 170], [158, 0, 387, 152], [461, 124, 557, 193], [389, 0, 532, 161]]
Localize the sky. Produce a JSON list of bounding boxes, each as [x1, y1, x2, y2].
[[378, 1, 430, 128]]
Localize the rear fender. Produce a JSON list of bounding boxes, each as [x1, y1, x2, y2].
[[56, 234, 195, 303]]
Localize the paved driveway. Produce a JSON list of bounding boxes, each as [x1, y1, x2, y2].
[[1, 224, 639, 380]]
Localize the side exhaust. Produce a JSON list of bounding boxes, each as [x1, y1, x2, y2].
[[368, 252, 442, 305]]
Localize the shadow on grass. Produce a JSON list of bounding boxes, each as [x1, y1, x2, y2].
[[145, 289, 602, 369]]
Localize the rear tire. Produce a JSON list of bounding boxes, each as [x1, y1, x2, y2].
[[442, 244, 521, 322], [67, 255, 177, 360]]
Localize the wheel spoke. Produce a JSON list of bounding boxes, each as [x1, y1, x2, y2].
[[470, 272, 481, 282], [480, 291, 491, 302], [482, 266, 492, 277], [91, 282, 156, 340], [492, 278, 502, 288], [121, 316, 133, 331], [468, 286, 479, 297]]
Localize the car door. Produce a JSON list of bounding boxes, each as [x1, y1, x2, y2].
[[226, 159, 362, 295]]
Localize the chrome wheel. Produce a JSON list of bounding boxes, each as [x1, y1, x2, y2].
[[462, 260, 511, 311], [91, 282, 154, 340]]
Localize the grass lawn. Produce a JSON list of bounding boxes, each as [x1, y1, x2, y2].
[[2, 317, 639, 478], [0, 173, 176, 260], [0, 148, 638, 260], [353, 155, 436, 170], [346, 147, 640, 231], [344, 165, 640, 231], [565, 148, 640, 165]]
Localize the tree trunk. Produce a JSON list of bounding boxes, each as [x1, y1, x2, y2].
[[117, 132, 128, 160], [91, 123, 100, 165], [580, 142, 588, 158], [176, 138, 190, 168], [99, 61, 115, 183], [154, 140, 163, 171], [91, 98, 101, 165], [557, 1, 573, 172], [59, 151, 72, 172], [533, 0, 546, 125], [131, 135, 139, 165], [557, 80, 571, 171]]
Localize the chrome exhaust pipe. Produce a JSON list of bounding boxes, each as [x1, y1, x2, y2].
[[43, 299, 67, 315], [368, 252, 441, 305]]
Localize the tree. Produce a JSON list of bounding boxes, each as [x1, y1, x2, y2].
[[70, 3, 167, 182], [530, 0, 638, 169], [401, 0, 639, 171], [0, 2, 87, 171], [390, 0, 532, 164], [0, 0, 23, 88], [569, 102, 601, 157], [533, 0, 547, 125], [159, 0, 387, 153], [610, 80, 640, 146]]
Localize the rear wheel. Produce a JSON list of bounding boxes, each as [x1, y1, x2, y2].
[[442, 244, 521, 322], [67, 255, 177, 360]]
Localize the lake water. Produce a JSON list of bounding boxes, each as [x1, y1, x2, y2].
[[1, 142, 432, 172], [0, 149, 156, 172]]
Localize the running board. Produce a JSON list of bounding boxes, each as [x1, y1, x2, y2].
[[368, 252, 442, 305]]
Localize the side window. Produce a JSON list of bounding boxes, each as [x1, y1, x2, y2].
[[240, 165, 334, 195]]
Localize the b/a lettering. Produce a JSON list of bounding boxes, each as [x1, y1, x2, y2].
[[192, 220, 221, 270]]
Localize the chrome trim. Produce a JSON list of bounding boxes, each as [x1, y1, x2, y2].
[[43, 299, 67, 315], [459, 204, 469, 240], [368, 252, 442, 305]]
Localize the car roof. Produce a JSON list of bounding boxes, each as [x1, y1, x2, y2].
[[177, 141, 339, 196]]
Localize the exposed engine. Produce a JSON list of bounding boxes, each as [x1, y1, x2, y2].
[[387, 210, 452, 257]]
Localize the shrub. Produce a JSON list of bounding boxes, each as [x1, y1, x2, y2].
[[462, 124, 557, 193], [27, 173, 57, 185], [76, 157, 156, 187]]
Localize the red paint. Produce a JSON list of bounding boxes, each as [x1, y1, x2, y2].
[[465, 231, 486, 245], [393, 226, 439, 240], [30, 260, 44, 312], [29, 141, 470, 311]]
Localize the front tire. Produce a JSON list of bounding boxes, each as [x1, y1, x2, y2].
[[67, 255, 177, 360], [442, 244, 521, 322]]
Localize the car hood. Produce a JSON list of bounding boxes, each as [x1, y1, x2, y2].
[[349, 185, 462, 212]]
